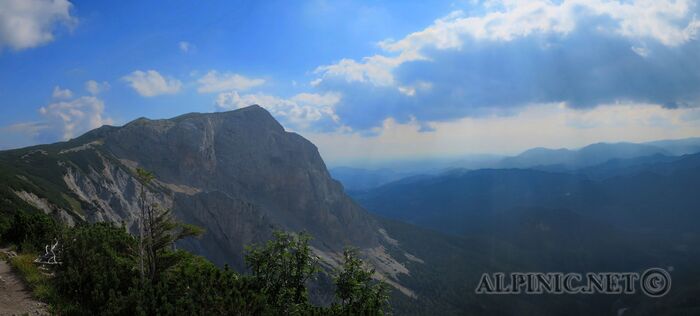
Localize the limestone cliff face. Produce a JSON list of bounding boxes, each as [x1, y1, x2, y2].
[[98, 105, 381, 267], [1, 105, 416, 294]]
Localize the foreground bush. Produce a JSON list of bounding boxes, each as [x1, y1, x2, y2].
[[53, 223, 138, 315], [3, 211, 61, 252], [48, 223, 390, 315]]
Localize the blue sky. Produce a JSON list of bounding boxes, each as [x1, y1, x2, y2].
[[2, 0, 700, 165]]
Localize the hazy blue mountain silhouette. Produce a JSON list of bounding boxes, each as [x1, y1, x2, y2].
[[353, 152, 700, 235]]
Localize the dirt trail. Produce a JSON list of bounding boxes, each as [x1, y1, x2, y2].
[[0, 249, 48, 316]]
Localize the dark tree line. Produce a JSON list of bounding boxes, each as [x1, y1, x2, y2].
[[49, 224, 389, 315]]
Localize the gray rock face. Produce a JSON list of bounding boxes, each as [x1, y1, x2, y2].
[[1, 105, 414, 293], [74, 105, 381, 269]]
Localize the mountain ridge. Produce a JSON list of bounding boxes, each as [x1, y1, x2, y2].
[[330, 138, 700, 191], [0, 105, 416, 296]]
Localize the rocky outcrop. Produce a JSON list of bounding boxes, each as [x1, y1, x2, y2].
[[0, 105, 418, 293], [93, 105, 383, 267]]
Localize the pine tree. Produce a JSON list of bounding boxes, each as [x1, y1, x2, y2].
[[135, 168, 154, 284], [333, 248, 391, 315], [136, 168, 204, 284], [245, 231, 319, 314]]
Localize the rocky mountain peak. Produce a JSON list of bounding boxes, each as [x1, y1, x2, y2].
[[1, 105, 414, 296], [64, 105, 385, 267]]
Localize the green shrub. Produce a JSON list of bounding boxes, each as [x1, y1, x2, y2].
[[332, 248, 391, 315], [7, 219, 392, 315], [141, 254, 272, 315], [0, 215, 11, 243], [53, 222, 138, 315], [246, 231, 320, 315], [4, 211, 61, 252]]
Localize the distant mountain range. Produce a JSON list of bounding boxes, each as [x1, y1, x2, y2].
[[352, 152, 700, 234], [497, 139, 700, 170], [329, 167, 412, 192], [350, 150, 700, 314], [332, 138, 700, 191]]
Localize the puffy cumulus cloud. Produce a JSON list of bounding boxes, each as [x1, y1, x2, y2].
[[85, 80, 110, 95], [303, 102, 700, 164], [0, 0, 76, 51], [38, 96, 113, 140], [215, 91, 341, 129], [122, 70, 182, 97], [0, 87, 114, 149], [197, 71, 265, 93], [52, 86, 72, 99], [312, 0, 700, 130]]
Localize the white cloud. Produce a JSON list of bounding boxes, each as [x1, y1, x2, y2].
[[0, 121, 48, 149], [314, 0, 700, 87], [313, 55, 412, 86], [398, 81, 432, 96], [215, 91, 341, 128], [291, 92, 342, 107], [631, 45, 650, 57], [178, 41, 191, 53], [0, 0, 76, 51], [197, 71, 265, 93], [52, 86, 72, 99], [1, 86, 114, 148], [122, 70, 182, 97], [303, 102, 700, 164], [382, 0, 699, 50], [85, 80, 110, 95], [2, 121, 47, 135], [38, 96, 113, 140], [310, 78, 323, 87]]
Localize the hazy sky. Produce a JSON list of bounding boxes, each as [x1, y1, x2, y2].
[[2, 0, 700, 165]]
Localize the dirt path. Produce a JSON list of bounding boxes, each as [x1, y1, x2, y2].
[[0, 250, 48, 316]]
